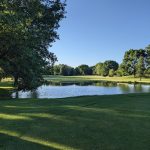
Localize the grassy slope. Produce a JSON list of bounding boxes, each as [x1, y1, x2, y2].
[[45, 75, 150, 84], [0, 94, 150, 150]]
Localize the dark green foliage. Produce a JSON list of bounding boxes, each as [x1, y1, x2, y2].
[[136, 56, 145, 80], [76, 65, 92, 75], [103, 60, 119, 71], [74, 67, 80, 75], [145, 45, 150, 69], [121, 49, 146, 77], [90, 66, 95, 75], [0, 68, 5, 81], [109, 69, 115, 77], [53, 64, 75, 76], [119, 47, 150, 77], [144, 68, 150, 77], [94, 61, 119, 76], [115, 69, 123, 77], [93, 63, 104, 75], [0, 0, 66, 90]]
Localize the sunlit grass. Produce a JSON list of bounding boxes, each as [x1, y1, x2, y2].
[[0, 87, 14, 89], [0, 129, 78, 150], [0, 78, 13, 90], [45, 75, 150, 83], [0, 113, 32, 120], [0, 94, 150, 149], [20, 113, 72, 123]]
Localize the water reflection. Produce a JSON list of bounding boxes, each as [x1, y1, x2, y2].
[[0, 82, 150, 99], [118, 84, 130, 93], [5, 81, 149, 99], [47, 81, 118, 87]]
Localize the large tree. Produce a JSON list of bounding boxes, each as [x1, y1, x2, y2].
[[136, 56, 145, 80], [102, 60, 119, 76], [145, 45, 150, 69], [94, 63, 103, 75], [76, 65, 92, 75], [53, 64, 75, 76], [0, 0, 66, 90], [121, 49, 146, 77]]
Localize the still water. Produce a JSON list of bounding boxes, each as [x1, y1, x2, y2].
[[11, 82, 150, 99]]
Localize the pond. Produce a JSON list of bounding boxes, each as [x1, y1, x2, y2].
[[9, 81, 150, 98]]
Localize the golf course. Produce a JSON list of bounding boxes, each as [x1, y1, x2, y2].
[[1, 0, 150, 149], [0, 76, 150, 150], [0, 93, 150, 150]]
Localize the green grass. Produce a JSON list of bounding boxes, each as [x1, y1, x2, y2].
[[45, 75, 150, 84], [0, 94, 150, 150], [0, 78, 13, 89]]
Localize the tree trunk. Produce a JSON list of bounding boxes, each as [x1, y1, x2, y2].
[[133, 69, 136, 78], [14, 76, 18, 87], [140, 77, 142, 81]]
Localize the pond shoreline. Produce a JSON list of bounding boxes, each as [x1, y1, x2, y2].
[[45, 75, 150, 85], [6, 82, 150, 99]]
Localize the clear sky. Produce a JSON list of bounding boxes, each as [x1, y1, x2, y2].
[[50, 0, 150, 67]]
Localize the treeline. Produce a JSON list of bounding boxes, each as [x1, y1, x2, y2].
[[49, 45, 150, 79], [50, 61, 118, 76]]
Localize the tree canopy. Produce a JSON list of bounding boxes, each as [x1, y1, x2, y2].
[[0, 0, 66, 90], [50, 46, 150, 80]]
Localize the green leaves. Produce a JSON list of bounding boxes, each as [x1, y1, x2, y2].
[[136, 56, 145, 80], [0, 0, 65, 90]]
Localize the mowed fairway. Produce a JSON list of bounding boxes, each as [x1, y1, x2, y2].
[[0, 94, 150, 150], [45, 75, 150, 84]]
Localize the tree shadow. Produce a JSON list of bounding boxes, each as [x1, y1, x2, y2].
[[0, 96, 150, 150], [0, 133, 56, 150]]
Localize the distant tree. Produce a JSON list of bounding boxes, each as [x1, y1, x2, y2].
[[0, 68, 5, 81], [94, 63, 103, 75], [90, 66, 96, 75], [136, 56, 145, 80], [74, 67, 80, 75], [109, 69, 115, 77], [53, 65, 61, 75], [53, 64, 75, 76], [60, 65, 68, 76], [145, 45, 150, 70], [118, 63, 129, 76], [77, 65, 92, 75], [121, 49, 146, 77], [61, 65, 75, 76], [101, 60, 119, 76], [104, 60, 119, 71], [144, 68, 150, 77], [101, 64, 108, 76], [115, 69, 123, 77]]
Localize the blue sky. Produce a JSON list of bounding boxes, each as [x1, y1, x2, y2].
[[50, 0, 150, 67]]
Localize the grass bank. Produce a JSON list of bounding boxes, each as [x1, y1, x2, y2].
[[45, 75, 150, 84], [0, 94, 150, 150]]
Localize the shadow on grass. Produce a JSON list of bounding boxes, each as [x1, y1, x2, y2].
[[0, 89, 12, 99], [0, 94, 150, 150], [0, 133, 54, 150]]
